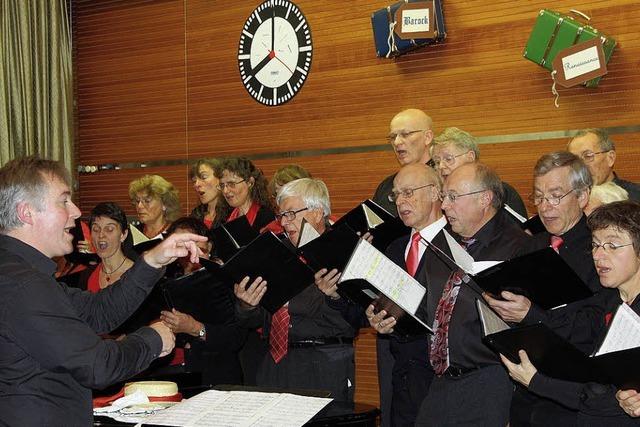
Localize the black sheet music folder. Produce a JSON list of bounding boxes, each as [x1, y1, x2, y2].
[[210, 215, 259, 262], [332, 199, 410, 252], [474, 247, 593, 310], [200, 232, 315, 314], [484, 322, 640, 389]]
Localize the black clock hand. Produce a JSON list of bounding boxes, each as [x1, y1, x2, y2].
[[271, 7, 275, 52], [252, 52, 274, 75]]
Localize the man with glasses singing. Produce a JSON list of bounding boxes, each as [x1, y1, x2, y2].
[[484, 151, 609, 425], [568, 128, 640, 201], [430, 126, 528, 218], [415, 162, 529, 426], [372, 109, 435, 215], [233, 178, 356, 401], [366, 162, 445, 426]]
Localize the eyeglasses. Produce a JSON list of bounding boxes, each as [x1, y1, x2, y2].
[[132, 196, 154, 207], [438, 189, 486, 203], [276, 207, 308, 221], [216, 179, 246, 191], [529, 189, 575, 206], [591, 241, 634, 253], [432, 151, 470, 167], [386, 129, 425, 144], [388, 184, 435, 202], [579, 150, 610, 164]]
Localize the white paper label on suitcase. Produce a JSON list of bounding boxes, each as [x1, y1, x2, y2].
[[562, 46, 601, 80], [401, 9, 430, 33]]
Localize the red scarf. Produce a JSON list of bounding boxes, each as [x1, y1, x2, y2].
[[87, 266, 101, 293], [227, 201, 261, 226]]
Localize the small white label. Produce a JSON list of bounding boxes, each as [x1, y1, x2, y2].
[[562, 46, 601, 80], [362, 289, 378, 300], [401, 9, 430, 33]]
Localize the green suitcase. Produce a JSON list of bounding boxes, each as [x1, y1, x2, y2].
[[523, 9, 616, 88]]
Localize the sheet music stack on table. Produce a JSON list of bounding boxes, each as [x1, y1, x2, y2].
[[142, 389, 332, 427]]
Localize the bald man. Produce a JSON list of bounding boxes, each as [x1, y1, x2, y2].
[[368, 162, 444, 426], [372, 109, 435, 215], [415, 162, 529, 426]]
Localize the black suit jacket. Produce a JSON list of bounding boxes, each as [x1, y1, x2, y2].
[[423, 210, 530, 368], [524, 215, 600, 293]]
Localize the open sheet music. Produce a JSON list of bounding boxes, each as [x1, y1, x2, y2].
[[141, 389, 332, 427], [341, 239, 425, 316], [443, 230, 501, 274], [297, 218, 321, 248], [476, 299, 510, 336], [594, 303, 640, 356]]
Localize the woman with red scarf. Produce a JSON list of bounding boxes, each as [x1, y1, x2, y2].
[[216, 157, 275, 230], [215, 157, 274, 385]]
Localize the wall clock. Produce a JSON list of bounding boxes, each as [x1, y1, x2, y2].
[[238, 0, 313, 106]]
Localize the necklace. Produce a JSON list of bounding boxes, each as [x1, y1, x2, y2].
[[144, 222, 169, 238], [102, 257, 127, 283]]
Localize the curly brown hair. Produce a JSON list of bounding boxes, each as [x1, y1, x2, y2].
[[216, 157, 273, 210], [189, 158, 231, 225]]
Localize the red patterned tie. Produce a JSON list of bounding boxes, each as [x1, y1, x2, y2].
[[430, 270, 464, 375], [550, 235, 564, 253], [405, 232, 422, 277], [269, 306, 290, 363]]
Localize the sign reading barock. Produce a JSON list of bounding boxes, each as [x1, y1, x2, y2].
[[371, 0, 446, 58]]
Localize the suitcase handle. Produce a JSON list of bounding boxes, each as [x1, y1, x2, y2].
[[569, 9, 591, 22]]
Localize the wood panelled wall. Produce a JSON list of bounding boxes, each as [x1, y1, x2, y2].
[[72, 0, 640, 217], [72, 0, 640, 406]]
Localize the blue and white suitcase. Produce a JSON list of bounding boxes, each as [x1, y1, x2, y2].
[[372, 0, 446, 58]]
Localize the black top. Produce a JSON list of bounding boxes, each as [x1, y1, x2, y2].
[[527, 291, 640, 425], [0, 235, 164, 426], [502, 180, 528, 219], [372, 172, 398, 217], [237, 279, 355, 342], [524, 215, 601, 294], [424, 210, 530, 368], [613, 173, 640, 202]]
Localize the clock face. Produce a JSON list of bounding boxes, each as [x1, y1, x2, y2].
[[238, 0, 312, 106]]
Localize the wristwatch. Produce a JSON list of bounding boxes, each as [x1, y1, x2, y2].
[[197, 324, 206, 339]]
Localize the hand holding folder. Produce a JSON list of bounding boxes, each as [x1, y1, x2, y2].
[[438, 230, 592, 310], [478, 300, 640, 389], [200, 232, 315, 314], [298, 223, 432, 335]]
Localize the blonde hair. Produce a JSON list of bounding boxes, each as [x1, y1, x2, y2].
[[128, 175, 181, 221], [432, 127, 480, 159]]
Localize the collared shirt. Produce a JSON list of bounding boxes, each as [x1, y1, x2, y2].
[[0, 235, 164, 426], [404, 215, 448, 264]]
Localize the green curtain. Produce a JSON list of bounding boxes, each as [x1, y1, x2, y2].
[[0, 0, 74, 172]]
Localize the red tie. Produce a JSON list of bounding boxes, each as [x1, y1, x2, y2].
[[430, 270, 464, 375], [269, 306, 290, 363], [406, 232, 422, 277], [550, 235, 564, 253]]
